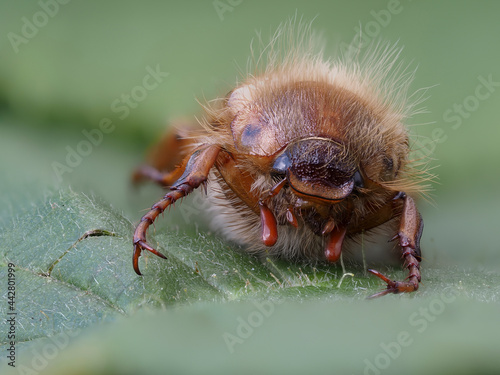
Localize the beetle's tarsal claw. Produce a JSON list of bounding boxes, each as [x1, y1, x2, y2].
[[133, 240, 168, 275], [367, 268, 418, 298], [133, 244, 143, 276], [137, 239, 168, 259], [367, 268, 393, 284], [367, 268, 399, 299]]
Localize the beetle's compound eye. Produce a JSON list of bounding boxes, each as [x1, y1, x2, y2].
[[271, 152, 292, 175], [353, 170, 364, 189]]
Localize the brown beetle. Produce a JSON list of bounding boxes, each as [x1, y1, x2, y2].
[[132, 24, 430, 298]]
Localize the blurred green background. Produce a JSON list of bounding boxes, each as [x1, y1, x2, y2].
[[1, 1, 500, 374]]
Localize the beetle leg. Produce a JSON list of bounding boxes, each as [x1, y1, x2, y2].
[[214, 151, 260, 214], [132, 163, 187, 187], [132, 123, 198, 187], [132, 144, 208, 187], [367, 192, 423, 298], [133, 145, 220, 275]]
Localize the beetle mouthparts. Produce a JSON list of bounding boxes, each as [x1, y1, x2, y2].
[[285, 138, 356, 202], [324, 225, 347, 262]]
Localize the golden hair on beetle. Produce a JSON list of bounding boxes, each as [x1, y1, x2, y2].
[[132, 19, 433, 298]]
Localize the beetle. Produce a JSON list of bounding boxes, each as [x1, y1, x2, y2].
[[131, 24, 430, 298]]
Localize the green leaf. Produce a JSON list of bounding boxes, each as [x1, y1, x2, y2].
[[0, 189, 226, 344], [6, 297, 500, 375], [3, 184, 500, 360]]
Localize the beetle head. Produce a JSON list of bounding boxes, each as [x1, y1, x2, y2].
[[271, 137, 362, 204]]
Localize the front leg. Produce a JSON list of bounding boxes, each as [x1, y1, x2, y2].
[[368, 192, 423, 298], [132, 124, 198, 187], [133, 145, 220, 275], [131, 163, 187, 187]]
